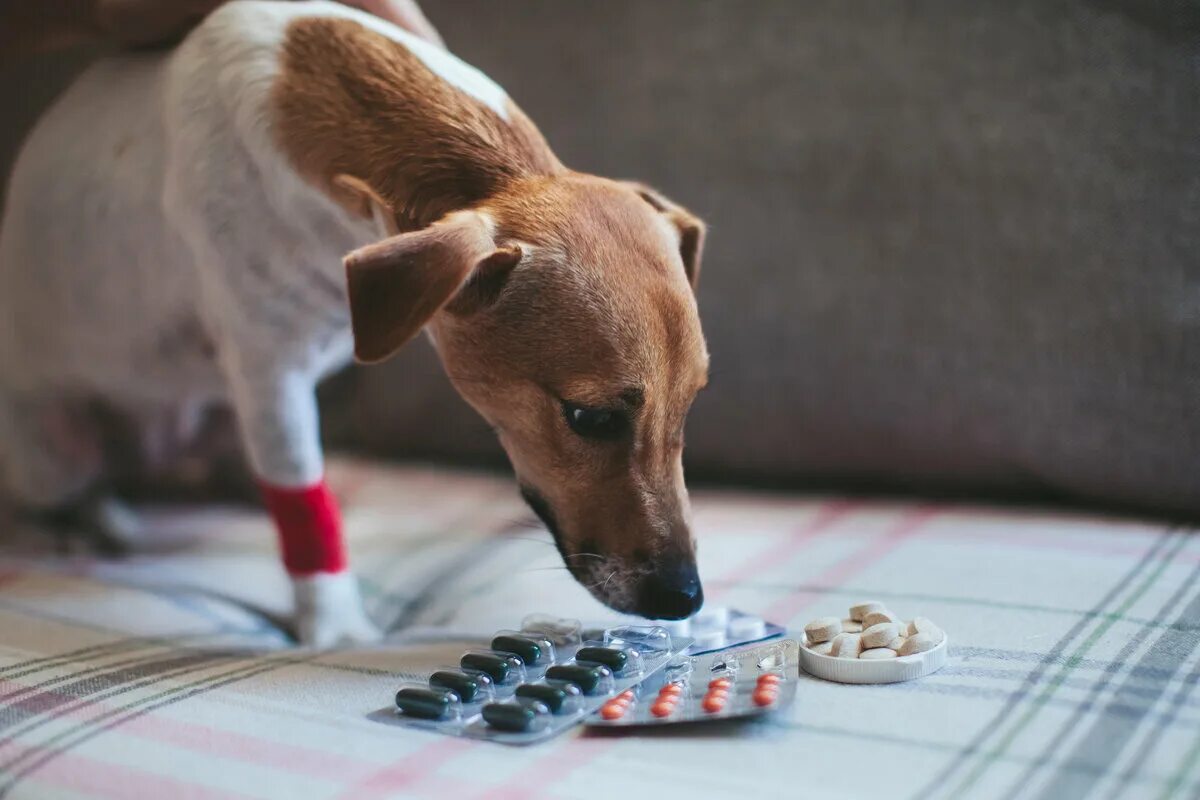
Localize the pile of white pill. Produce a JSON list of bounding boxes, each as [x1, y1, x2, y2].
[[802, 601, 945, 660]]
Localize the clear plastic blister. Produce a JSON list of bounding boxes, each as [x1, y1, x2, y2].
[[587, 639, 799, 727], [519, 614, 583, 649], [385, 614, 693, 744], [595, 607, 785, 655], [458, 650, 526, 690], [575, 642, 644, 678], [489, 631, 556, 676]]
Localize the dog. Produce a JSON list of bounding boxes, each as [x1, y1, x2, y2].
[[0, 0, 709, 646]]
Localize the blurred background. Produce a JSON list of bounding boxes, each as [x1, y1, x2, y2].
[[2, 0, 1197, 516]]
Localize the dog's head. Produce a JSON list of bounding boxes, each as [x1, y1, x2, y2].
[[343, 174, 708, 619]]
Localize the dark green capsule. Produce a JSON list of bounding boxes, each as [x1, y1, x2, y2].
[[460, 652, 513, 683], [490, 635, 544, 666], [429, 671, 483, 702], [544, 663, 612, 694], [574, 646, 628, 673], [482, 702, 546, 732], [514, 682, 579, 713], [395, 687, 455, 720]]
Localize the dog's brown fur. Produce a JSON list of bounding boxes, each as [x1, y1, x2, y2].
[[272, 17, 560, 231], [272, 16, 709, 615]]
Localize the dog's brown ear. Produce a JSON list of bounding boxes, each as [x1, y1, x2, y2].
[[332, 174, 400, 236], [344, 211, 520, 363], [625, 182, 706, 289]]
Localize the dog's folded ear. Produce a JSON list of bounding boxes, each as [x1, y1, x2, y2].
[[343, 210, 521, 364], [624, 182, 706, 289], [331, 174, 400, 237]]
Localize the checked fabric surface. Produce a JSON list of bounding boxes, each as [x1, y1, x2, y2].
[[0, 457, 1197, 799]]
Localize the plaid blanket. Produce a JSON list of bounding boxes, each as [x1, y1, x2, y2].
[[0, 458, 1196, 799]]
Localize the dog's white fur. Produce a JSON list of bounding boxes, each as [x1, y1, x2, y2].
[[0, 1, 510, 645]]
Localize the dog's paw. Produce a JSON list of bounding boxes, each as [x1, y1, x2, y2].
[[87, 496, 146, 549], [297, 606, 382, 648], [291, 571, 382, 648], [14, 494, 144, 556]]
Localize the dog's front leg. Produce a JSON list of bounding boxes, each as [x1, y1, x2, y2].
[[225, 365, 380, 647]]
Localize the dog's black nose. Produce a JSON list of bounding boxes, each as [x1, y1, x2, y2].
[[635, 562, 704, 620]]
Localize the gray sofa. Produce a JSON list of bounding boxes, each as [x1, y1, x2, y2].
[[3, 1, 1197, 515]]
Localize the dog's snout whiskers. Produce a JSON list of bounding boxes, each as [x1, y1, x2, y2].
[[563, 552, 605, 562], [583, 568, 618, 592]]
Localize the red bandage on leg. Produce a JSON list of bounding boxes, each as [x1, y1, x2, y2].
[[259, 479, 347, 575]]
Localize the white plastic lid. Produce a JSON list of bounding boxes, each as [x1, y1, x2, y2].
[[798, 635, 948, 684]]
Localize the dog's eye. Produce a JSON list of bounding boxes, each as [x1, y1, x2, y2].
[[562, 402, 627, 440]]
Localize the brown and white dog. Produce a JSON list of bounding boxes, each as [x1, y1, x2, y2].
[[0, 0, 709, 645]]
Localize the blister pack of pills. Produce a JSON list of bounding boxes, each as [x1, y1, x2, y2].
[[586, 638, 799, 727], [644, 606, 785, 654], [390, 614, 692, 744]]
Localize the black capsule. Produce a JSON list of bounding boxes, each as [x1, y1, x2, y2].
[[482, 702, 547, 732], [460, 652, 514, 683], [544, 663, 612, 694], [514, 682, 579, 714], [491, 635, 544, 666], [395, 687, 455, 720], [574, 646, 628, 673], [429, 671, 483, 703]]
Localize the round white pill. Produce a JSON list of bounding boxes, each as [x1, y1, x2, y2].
[[808, 640, 834, 655], [849, 601, 887, 622], [727, 615, 767, 641], [907, 617, 945, 643], [898, 632, 937, 656], [691, 629, 727, 650], [691, 606, 730, 633], [862, 622, 903, 649], [804, 616, 843, 644], [863, 610, 900, 628], [859, 647, 898, 660], [830, 633, 862, 659], [658, 618, 692, 637], [887, 635, 907, 651], [840, 618, 863, 633]]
